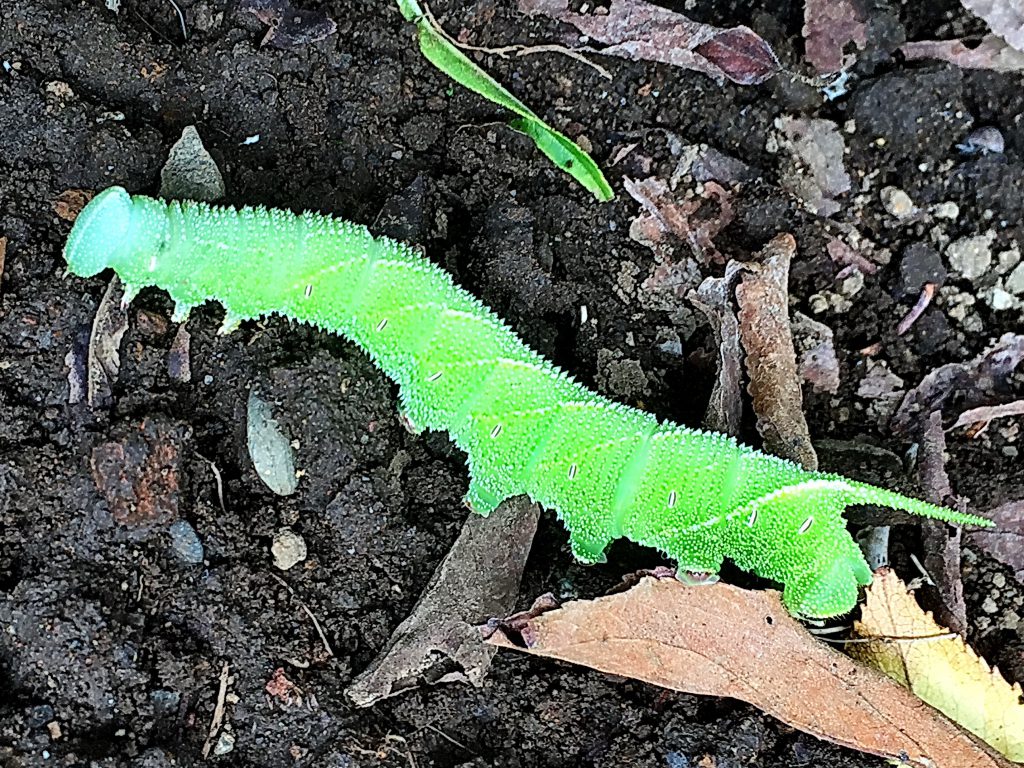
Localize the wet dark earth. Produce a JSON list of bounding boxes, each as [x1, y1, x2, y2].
[[2, 0, 1023, 766]]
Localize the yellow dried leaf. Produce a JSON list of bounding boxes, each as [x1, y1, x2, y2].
[[851, 568, 1024, 761]]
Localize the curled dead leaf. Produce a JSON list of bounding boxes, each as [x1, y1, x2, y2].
[[518, 0, 779, 85], [901, 35, 1024, 72], [736, 234, 818, 470]]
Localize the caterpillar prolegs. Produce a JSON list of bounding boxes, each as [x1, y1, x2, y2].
[[64, 187, 991, 618]]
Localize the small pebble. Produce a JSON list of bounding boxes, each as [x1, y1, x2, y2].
[[1006, 262, 1024, 296], [986, 286, 1018, 311], [272, 528, 307, 570], [946, 232, 995, 282], [213, 732, 235, 756], [881, 186, 915, 219], [169, 520, 204, 564], [981, 596, 998, 614], [932, 201, 959, 220]]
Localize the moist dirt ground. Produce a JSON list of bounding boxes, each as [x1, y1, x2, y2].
[[1, 0, 1023, 766]]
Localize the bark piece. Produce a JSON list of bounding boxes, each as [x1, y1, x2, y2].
[[346, 497, 540, 707], [967, 501, 1024, 586]]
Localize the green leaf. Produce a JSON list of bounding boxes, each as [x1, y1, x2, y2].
[[396, 0, 613, 202]]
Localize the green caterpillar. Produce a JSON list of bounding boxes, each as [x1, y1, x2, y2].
[[64, 187, 990, 618]]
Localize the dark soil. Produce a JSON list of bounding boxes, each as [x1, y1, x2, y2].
[[1, 0, 1022, 766]]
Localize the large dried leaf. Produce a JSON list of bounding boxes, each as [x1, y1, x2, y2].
[[486, 575, 1013, 767], [967, 501, 1024, 586], [901, 35, 1024, 72], [960, 0, 1024, 53], [736, 234, 817, 470], [851, 569, 1024, 761], [519, 0, 780, 85]]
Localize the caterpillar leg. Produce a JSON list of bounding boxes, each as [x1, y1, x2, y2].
[[568, 531, 612, 565], [675, 569, 720, 586], [782, 552, 872, 619], [464, 476, 505, 517], [396, 403, 424, 435]]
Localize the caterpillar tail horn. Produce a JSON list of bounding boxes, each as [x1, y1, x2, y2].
[[844, 481, 992, 527]]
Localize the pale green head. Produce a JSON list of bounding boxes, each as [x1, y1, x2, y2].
[[63, 186, 167, 278]]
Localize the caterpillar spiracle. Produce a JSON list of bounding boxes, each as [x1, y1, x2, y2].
[[64, 187, 991, 618]]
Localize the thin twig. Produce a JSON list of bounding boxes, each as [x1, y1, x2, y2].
[[897, 282, 936, 335], [421, 0, 611, 79], [201, 661, 231, 759], [909, 553, 936, 587], [423, 724, 473, 753], [269, 572, 335, 658], [816, 632, 959, 645], [166, 0, 188, 41], [195, 452, 226, 512], [132, 10, 175, 45]]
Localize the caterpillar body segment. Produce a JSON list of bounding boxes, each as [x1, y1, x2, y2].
[[64, 187, 992, 618]]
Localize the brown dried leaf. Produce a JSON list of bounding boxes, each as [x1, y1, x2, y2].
[[960, 0, 1024, 53], [52, 189, 95, 222], [851, 569, 1024, 761], [901, 34, 1024, 72], [625, 177, 733, 265], [803, 0, 869, 74], [518, 0, 780, 85], [487, 575, 1014, 768], [346, 497, 540, 707], [87, 276, 129, 408], [967, 501, 1024, 586], [0, 236, 6, 293], [239, 0, 337, 49], [736, 234, 818, 470], [891, 333, 1024, 436]]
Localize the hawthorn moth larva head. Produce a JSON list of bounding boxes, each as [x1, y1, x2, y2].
[[64, 187, 135, 277], [64, 186, 167, 279]]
